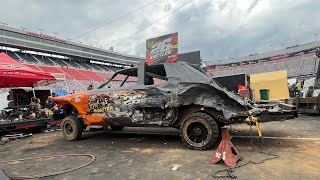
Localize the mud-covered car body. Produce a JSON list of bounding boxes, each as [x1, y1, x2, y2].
[[53, 62, 295, 128]]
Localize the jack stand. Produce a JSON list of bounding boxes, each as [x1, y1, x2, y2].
[[210, 127, 242, 167]]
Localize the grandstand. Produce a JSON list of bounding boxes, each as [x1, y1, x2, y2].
[[0, 25, 145, 92], [206, 41, 320, 78]]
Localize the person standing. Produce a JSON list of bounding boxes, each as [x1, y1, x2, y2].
[[296, 81, 303, 97], [45, 96, 57, 117]]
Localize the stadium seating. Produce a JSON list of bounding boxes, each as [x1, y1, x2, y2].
[[50, 58, 68, 67], [2, 50, 25, 63], [208, 53, 319, 78], [78, 70, 105, 82], [48, 80, 101, 93], [19, 53, 38, 64], [0, 48, 147, 93], [58, 67, 89, 80], [94, 72, 113, 80], [80, 62, 93, 70], [24, 64, 43, 71], [91, 63, 106, 71], [37, 65, 71, 80]]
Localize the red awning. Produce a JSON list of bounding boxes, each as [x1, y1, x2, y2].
[[0, 53, 56, 88]]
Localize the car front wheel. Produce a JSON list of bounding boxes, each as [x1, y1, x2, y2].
[[61, 116, 83, 141]]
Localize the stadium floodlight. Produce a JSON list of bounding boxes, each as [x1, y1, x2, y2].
[[37, 28, 44, 34], [20, 27, 27, 31], [314, 33, 318, 42], [0, 22, 8, 26]]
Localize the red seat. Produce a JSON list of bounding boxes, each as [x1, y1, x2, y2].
[[95, 72, 113, 80], [59, 67, 89, 80], [38, 65, 71, 79], [78, 70, 105, 82], [23, 64, 42, 71]]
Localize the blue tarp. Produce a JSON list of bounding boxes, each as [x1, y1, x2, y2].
[[53, 89, 69, 96]]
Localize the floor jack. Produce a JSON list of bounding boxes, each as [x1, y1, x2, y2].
[[211, 116, 263, 167]]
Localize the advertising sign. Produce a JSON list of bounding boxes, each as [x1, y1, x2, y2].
[[146, 32, 178, 65]]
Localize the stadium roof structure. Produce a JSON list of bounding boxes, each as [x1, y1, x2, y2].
[[205, 41, 320, 66], [0, 25, 145, 65]]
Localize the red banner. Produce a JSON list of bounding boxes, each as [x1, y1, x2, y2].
[[146, 32, 178, 65]]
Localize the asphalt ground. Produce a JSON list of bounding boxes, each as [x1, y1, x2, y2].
[[0, 114, 319, 180]]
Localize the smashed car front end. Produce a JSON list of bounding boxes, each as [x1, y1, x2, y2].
[[162, 62, 297, 125]]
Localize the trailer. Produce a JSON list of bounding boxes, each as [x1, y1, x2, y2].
[[0, 118, 61, 132], [292, 50, 320, 114]]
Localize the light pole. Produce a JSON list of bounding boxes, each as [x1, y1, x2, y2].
[[0, 22, 8, 26], [269, 44, 273, 50], [53, 32, 58, 38], [314, 33, 318, 42], [37, 28, 44, 34], [20, 27, 27, 31]]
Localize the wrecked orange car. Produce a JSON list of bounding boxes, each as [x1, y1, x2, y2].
[[53, 62, 296, 150]]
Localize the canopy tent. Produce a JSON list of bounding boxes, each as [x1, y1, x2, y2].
[[0, 53, 59, 88]]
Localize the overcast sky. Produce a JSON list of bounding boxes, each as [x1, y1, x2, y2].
[[0, 0, 319, 61]]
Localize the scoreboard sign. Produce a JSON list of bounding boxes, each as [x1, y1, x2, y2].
[[146, 32, 178, 65]]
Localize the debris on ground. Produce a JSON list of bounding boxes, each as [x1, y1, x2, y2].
[[0, 133, 32, 145], [171, 164, 183, 171], [90, 168, 99, 174]]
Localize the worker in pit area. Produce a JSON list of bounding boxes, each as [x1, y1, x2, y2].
[[296, 81, 303, 97], [45, 96, 58, 117]]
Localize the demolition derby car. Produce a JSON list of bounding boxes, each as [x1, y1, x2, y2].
[[53, 62, 296, 150]]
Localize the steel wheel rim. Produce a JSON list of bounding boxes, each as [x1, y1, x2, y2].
[[64, 122, 74, 136], [183, 118, 212, 147]]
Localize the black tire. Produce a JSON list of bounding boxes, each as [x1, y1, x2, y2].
[[110, 125, 124, 131], [180, 112, 219, 150], [61, 116, 83, 141]]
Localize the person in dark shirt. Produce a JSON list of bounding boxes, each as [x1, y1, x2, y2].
[[45, 96, 58, 117], [45, 96, 57, 110], [87, 84, 94, 91], [46, 96, 56, 111]]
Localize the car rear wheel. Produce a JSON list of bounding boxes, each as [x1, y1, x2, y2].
[[62, 116, 83, 141], [180, 112, 219, 150]]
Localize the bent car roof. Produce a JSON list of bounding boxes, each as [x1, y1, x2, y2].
[[115, 64, 166, 77]]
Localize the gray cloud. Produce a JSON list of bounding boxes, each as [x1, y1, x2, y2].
[[0, 0, 319, 61]]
